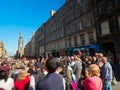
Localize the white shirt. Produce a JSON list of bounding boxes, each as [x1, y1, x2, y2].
[[0, 78, 14, 90], [29, 75, 35, 90]]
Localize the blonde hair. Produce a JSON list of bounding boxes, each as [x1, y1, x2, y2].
[[73, 55, 79, 61], [15, 63, 25, 69], [88, 64, 100, 77], [88, 56, 92, 61], [17, 70, 30, 80], [98, 53, 104, 58]]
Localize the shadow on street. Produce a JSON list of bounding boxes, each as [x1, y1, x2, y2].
[[113, 63, 120, 81]]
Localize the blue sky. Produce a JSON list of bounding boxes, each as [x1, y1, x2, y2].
[[0, 0, 65, 56]]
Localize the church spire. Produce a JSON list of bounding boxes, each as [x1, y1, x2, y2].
[[20, 32, 22, 38], [17, 32, 24, 58]]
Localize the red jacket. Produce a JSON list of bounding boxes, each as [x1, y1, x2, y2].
[[14, 76, 30, 90]]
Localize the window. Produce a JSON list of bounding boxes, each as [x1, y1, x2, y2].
[[67, 26, 71, 35], [72, 24, 76, 33], [80, 34, 85, 45], [68, 38, 72, 47], [65, 39, 67, 48], [75, 9, 79, 17], [98, 1, 107, 14], [84, 4, 91, 13], [74, 36, 78, 46], [88, 32, 94, 44], [118, 17, 120, 30], [100, 21, 110, 35], [79, 20, 83, 30], [115, 0, 120, 7]]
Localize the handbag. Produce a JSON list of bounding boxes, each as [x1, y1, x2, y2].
[[71, 80, 78, 90], [71, 73, 78, 90], [111, 77, 117, 85], [111, 72, 117, 86]]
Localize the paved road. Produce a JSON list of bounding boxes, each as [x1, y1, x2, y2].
[[112, 82, 120, 90], [112, 64, 120, 90]]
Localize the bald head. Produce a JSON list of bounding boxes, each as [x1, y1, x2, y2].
[[102, 57, 107, 63]]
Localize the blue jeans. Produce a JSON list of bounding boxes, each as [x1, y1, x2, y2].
[[103, 80, 112, 90]]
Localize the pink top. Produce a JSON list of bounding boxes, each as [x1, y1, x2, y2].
[[83, 76, 103, 90]]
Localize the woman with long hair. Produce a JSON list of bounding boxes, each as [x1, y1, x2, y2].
[[14, 70, 30, 90]]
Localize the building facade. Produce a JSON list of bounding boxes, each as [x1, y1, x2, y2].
[[24, 32, 36, 58], [93, 0, 120, 62], [35, 24, 45, 58], [31, 32, 36, 57], [0, 41, 7, 60], [44, 0, 98, 57], [25, 0, 102, 58]]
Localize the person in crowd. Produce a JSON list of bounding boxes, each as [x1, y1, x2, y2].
[[56, 62, 66, 90], [29, 62, 44, 90], [65, 64, 73, 90], [27, 63, 36, 75], [94, 53, 100, 64], [41, 64, 48, 76], [70, 56, 75, 67], [73, 55, 82, 82], [0, 67, 14, 90], [1, 60, 10, 74], [92, 56, 97, 64], [11, 62, 25, 81], [100, 57, 113, 90], [78, 55, 92, 90], [14, 70, 30, 90], [81, 64, 103, 90], [36, 57, 64, 90], [83, 56, 91, 78], [55, 62, 64, 74], [98, 53, 104, 64], [106, 50, 115, 65]]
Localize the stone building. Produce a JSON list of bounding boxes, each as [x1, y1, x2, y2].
[[25, 0, 100, 58], [0, 41, 7, 60], [31, 32, 36, 57], [93, 0, 120, 62], [35, 24, 45, 57], [24, 39, 31, 58], [24, 32, 36, 58], [45, 0, 98, 57]]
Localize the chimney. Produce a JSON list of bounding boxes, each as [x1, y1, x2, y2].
[[50, 10, 56, 16]]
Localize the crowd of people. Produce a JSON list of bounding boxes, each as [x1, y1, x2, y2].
[[0, 51, 114, 90]]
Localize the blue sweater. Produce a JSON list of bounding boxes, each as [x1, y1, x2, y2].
[[101, 62, 113, 80]]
